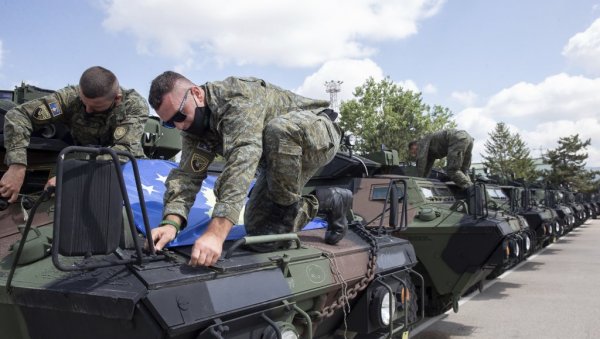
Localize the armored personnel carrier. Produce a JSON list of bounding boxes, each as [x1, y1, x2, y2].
[[307, 149, 522, 316], [0, 85, 422, 338], [542, 189, 576, 235], [582, 192, 599, 219], [576, 192, 597, 220], [560, 190, 587, 228], [480, 183, 534, 259], [500, 185, 557, 249]]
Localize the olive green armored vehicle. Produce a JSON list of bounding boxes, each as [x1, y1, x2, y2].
[[307, 149, 522, 316], [563, 190, 589, 227], [592, 193, 600, 218], [498, 185, 557, 249], [581, 192, 599, 219], [559, 189, 586, 229], [576, 192, 597, 220], [480, 183, 535, 259], [542, 189, 576, 234], [0, 84, 423, 338]]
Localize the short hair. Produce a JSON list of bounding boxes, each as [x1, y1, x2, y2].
[[148, 71, 194, 110], [79, 66, 118, 99], [408, 140, 418, 149]]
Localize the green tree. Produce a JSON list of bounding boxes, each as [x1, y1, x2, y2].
[[339, 77, 456, 160], [481, 122, 537, 181], [543, 134, 596, 191]]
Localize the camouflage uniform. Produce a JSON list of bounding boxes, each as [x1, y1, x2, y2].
[[3, 86, 148, 166], [416, 129, 474, 189], [163, 77, 341, 235]]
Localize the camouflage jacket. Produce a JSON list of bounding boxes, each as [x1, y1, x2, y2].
[[3, 85, 148, 166], [163, 76, 330, 226], [416, 129, 462, 177]]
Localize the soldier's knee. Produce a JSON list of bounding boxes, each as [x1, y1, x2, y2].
[[264, 117, 290, 139]]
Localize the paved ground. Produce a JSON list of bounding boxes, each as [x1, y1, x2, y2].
[[411, 219, 600, 339]]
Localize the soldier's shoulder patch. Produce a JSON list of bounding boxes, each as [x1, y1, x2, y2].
[[47, 101, 63, 117], [190, 153, 210, 173], [32, 105, 52, 122], [113, 126, 128, 140]]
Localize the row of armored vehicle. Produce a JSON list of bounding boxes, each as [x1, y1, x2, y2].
[[0, 83, 596, 338]]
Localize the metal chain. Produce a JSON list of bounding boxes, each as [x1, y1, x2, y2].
[[326, 251, 350, 339], [314, 223, 379, 319]]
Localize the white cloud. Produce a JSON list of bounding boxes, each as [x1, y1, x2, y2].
[[451, 90, 477, 107], [295, 58, 385, 101], [101, 0, 445, 68], [173, 57, 196, 74], [295, 58, 432, 106], [480, 73, 600, 125], [456, 73, 600, 167], [396, 79, 420, 93], [563, 18, 600, 75], [423, 83, 437, 94]]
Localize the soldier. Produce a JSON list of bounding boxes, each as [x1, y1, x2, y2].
[[409, 129, 474, 189], [147, 71, 352, 267], [0, 66, 148, 202]]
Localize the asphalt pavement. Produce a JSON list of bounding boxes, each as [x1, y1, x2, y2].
[[411, 218, 600, 339]]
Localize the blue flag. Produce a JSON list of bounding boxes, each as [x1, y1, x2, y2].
[[122, 159, 326, 247]]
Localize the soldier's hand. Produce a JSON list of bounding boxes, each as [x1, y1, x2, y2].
[[189, 231, 225, 267], [188, 217, 232, 267], [44, 176, 56, 190], [0, 164, 26, 203], [148, 225, 177, 251]]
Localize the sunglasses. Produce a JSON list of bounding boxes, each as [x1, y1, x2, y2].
[[162, 89, 190, 128]]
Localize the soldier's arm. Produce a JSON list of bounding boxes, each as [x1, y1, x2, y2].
[[1, 88, 75, 202], [415, 153, 428, 177], [415, 138, 432, 178], [162, 133, 215, 228], [108, 91, 149, 159], [286, 91, 330, 111], [212, 101, 265, 225], [3, 107, 33, 167], [422, 160, 434, 179], [3, 88, 75, 166]]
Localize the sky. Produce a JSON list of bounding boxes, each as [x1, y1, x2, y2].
[[1, 0, 600, 166]]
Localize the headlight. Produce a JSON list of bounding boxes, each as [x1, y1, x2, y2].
[[370, 286, 396, 327], [380, 290, 395, 325], [262, 322, 299, 339], [344, 133, 357, 147], [281, 329, 300, 339]]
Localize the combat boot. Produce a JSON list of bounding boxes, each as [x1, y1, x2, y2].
[[245, 201, 299, 253], [315, 187, 353, 245]]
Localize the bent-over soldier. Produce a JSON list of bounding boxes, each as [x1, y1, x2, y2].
[[1, 66, 148, 202], [409, 129, 474, 189], [147, 72, 352, 267]]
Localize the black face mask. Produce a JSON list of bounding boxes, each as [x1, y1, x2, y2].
[[184, 105, 211, 135]]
